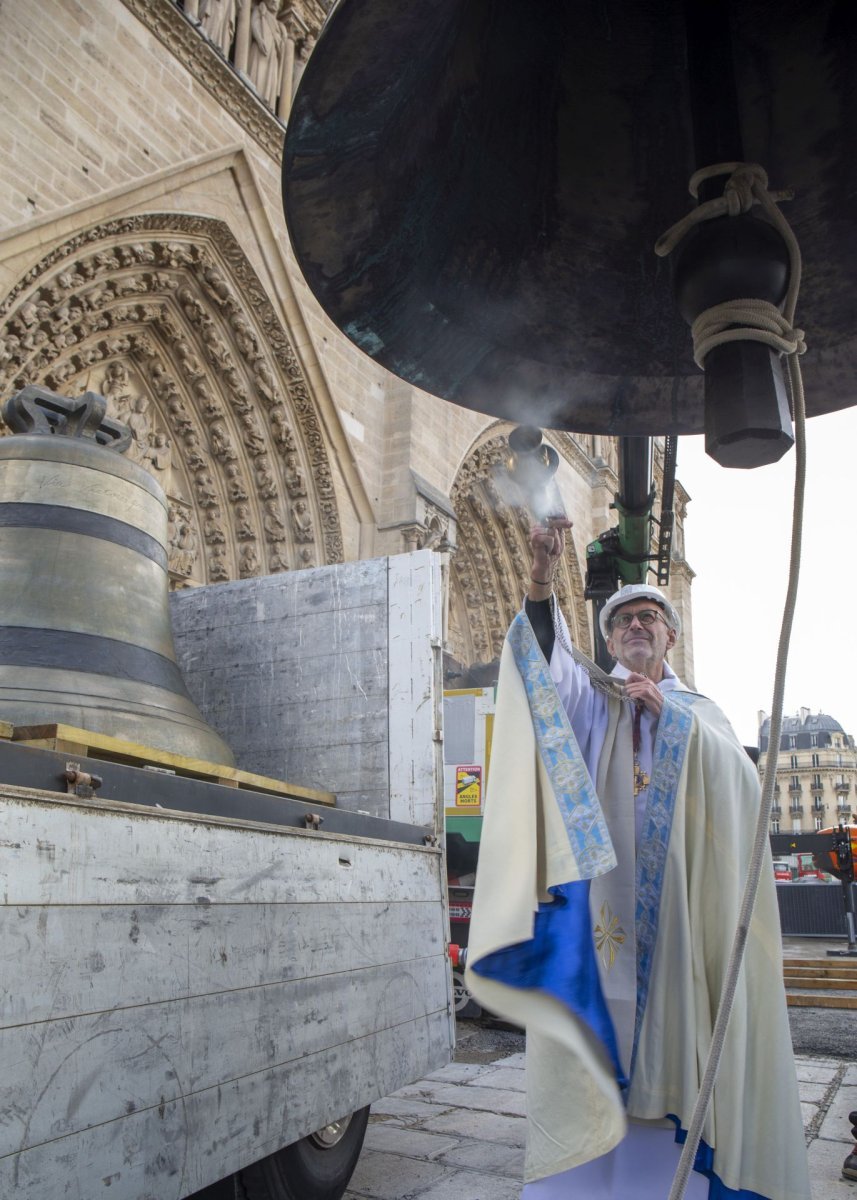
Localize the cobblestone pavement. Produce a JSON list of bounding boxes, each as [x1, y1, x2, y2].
[[344, 1050, 857, 1200]]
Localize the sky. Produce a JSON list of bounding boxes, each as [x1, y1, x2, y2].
[[674, 404, 856, 746]]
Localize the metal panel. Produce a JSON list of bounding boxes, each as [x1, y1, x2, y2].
[[0, 789, 454, 1200], [4, 955, 445, 1152], [1, 899, 445, 1028], [776, 882, 855, 937], [443, 693, 477, 764], [1, 1015, 452, 1200], [171, 553, 444, 824], [170, 558, 393, 817], [388, 550, 443, 829], [0, 792, 443, 907]]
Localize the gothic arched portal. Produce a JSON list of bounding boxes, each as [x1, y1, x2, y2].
[[0, 213, 343, 585], [448, 432, 591, 674]]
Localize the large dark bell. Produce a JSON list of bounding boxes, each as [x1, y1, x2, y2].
[[282, 0, 857, 439]]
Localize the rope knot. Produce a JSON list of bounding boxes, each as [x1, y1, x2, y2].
[[723, 168, 758, 216], [656, 161, 804, 368]]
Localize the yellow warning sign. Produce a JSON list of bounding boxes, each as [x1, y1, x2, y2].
[[455, 765, 482, 808]]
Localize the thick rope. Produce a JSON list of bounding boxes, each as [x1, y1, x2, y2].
[[657, 165, 808, 1199]]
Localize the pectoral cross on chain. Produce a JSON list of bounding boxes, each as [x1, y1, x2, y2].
[[632, 702, 650, 797], [634, 760, 650, 797]]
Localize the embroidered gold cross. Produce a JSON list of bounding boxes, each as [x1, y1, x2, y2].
[[595, 902, 626, 970], [634, 760, 650, 797]]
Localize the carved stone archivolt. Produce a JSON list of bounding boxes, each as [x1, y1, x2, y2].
[[0, 214, 342, 585], [448, 434, 592, 671]]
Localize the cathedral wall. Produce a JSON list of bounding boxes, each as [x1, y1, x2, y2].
[[1, 0, 696, 675]]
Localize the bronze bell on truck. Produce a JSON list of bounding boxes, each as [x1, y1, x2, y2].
[[0, 386, 234, 766]]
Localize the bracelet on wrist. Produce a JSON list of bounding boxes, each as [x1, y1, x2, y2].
[[530, 573, 553, 586]]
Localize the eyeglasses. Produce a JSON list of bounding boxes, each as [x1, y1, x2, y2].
[[610, 608, 669, 630]]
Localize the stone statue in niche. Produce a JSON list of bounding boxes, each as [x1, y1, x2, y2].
[[254, 458, 278, 499], [183, 429, 208, 471], [141, 431, 172, 480], [240, 410, 267, 457], [201, 262, 231, 307], [225, 462, 249, 502], [165, 395, 192, 438], [195, 381, 225, 423], [268, 546, 290, 573], [230, 312, 259, 358], [101, 361, 134, 422], [126, 394, 152, 462], [253, 359, 277, 405], [271, 406, 295, 452], [284, 452, 306, 498], [168, 504, 198, 579], [291, 498, 314, 544], [263, 498, 286, 542], [234, 502, 256, 541], [200, 323, 231, 370], [209, 419, 237, 462], [208, 545, 230, 581], [195, 469, 219, 509], [248, 0, 284, 110], [203, 509, 227, 545], [239, 541, 260, 578]]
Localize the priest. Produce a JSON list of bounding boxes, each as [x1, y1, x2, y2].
[[465, 518, 809, 1199]]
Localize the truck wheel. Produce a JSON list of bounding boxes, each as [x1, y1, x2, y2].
[[239, 1107, 369, 1200]]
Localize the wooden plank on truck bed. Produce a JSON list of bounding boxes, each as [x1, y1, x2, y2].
[[0, 720, 12, 741], [10, 723, 335, 805]]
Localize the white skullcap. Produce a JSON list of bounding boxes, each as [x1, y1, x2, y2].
[[599, 583, 682, 640]]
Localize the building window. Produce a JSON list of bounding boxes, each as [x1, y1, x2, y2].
[[771, 819, 780, 834], [790, 755, 798, 769], [810, 734, 818, 747], [789, 736, 797, 749], [792, 819, 802, 833], [811, 753, 820, 768], [792, 776, 800, 790], [814, 816, 823, 830]]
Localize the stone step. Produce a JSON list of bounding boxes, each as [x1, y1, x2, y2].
[[784, 975, 857, 990], [783, 957, 857, 973], [786, 992, 857, 1010], [782, 969, 854, 979]]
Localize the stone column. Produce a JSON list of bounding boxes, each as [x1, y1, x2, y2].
[[234, 0, 253, 74], [278, 29, 296, 120], [278, 9, 307, 122]]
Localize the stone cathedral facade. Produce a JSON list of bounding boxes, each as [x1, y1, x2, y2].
[[0, 0, 695, 685]]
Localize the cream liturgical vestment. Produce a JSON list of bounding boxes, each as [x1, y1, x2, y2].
[[465, 607, 810, 1199]]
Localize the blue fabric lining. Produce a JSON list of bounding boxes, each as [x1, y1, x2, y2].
[[667, 1116, 769, 1199], [471, 878, 625, 1084]]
